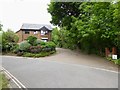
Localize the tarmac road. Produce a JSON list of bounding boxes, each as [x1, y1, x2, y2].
[[1, 56, 118, 88]]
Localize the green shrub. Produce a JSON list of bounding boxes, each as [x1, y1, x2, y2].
[[106, 57, 120, 65], [19, 41, 31, 51], [45, 41, 56, 48], [112, 59, 120, 65], [23, 51, 56, 57], [35, 39, 42, 45], [27, 36, 37, 46], [39, 41, 46, 46], [44, 41, 56, 51], [11, 44, 19, 51], [12, 44, 20, 54], [106, 57, 112, 61]]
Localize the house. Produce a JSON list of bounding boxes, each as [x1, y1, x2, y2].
[[16, 23, 52, 43]]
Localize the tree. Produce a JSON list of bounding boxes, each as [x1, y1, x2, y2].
[[0, 23, 3, 31], [2, 29, 19, 52], [48, 2, 120, 56], [47, 2, 82, 29], [51, 27, 59, 45]]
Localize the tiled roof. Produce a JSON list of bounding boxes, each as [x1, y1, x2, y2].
[[21, 23, 52, 30]]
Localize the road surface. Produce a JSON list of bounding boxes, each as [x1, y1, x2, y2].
[[1, 56, 118, 88]]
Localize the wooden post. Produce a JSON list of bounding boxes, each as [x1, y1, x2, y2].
[[112, 47, 117, 55], [105, 47, 110, 57]]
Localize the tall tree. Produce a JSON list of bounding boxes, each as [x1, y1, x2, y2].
[[48, 2, 120, 55]]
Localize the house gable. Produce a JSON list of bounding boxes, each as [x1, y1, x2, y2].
[[16, 23, 52, 43]]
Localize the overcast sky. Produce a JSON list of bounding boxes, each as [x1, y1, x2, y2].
[[0, 0, 53, 32]]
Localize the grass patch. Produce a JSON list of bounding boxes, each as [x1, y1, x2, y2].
[[23, 51, 56, 58], [112, 59, 120, 65], [0, 73, 9, 89], [106, 57, 120, 65]]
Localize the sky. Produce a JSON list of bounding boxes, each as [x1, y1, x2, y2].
[[0, 0, 53, 32]]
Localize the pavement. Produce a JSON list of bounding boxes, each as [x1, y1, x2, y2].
[[1, 54, 118, 88]]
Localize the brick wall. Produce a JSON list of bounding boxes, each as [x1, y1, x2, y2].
[[16, 30, 23, 43], [16, 29, 52, 43]]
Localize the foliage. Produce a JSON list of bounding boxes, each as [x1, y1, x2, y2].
[[48, 2, 120, 56], [0, 23, 3, 31], [19, 41, 31, 51], [47, 2, 82, 28], [27, 36, 37, 46], [113, 59, 120, 65], [1, 29, 19, 52], [14, 40, 56, 57], [12, 44, 20, 54], [3, 29, 19, 43], [45, 41, 56, 48], [35, 39, 46, 46], [35, 39, 42, 45], [51, 27, 59, 45], [106, 57, 120, 65], [23, 51, 56, 57]]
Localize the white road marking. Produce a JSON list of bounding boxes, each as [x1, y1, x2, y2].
[[2, 67, 27, 89]]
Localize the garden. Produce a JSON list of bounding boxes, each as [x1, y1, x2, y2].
[[1, 30, 56, 58], [15, 36, 56, 57]]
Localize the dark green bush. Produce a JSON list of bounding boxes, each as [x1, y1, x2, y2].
[[27, 36, 37, 46], [39, 41, 46, 46], [11, 44, 19, 51], [13, 46, 20, 54]]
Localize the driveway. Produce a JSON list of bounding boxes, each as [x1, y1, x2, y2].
[[41, 48, 118, 71], [1, 54, 118, 88]]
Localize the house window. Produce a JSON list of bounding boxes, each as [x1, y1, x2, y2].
[[41, 30, 48, 35], [34, 31, 38, 34], [24, 31, 29, 34]]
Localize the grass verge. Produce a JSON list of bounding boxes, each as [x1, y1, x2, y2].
[[0, 72, 9, 89], [23, 51, 56, 58], [106, 57, 120, 65]]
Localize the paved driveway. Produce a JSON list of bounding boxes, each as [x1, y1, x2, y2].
[[41, 48, 118, 71], [1, 55, 118, 88]]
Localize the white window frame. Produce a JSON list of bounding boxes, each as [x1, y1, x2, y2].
[[41, 30, 48, 35], [34, 31, 38, 34]]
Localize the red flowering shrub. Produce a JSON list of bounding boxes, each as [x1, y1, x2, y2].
[[29, 46, 42, 53]]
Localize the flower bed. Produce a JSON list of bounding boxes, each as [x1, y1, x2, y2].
[[11, 36, 56, 57]]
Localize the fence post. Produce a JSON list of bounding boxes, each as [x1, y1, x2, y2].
[[105, 47, 110, 57], [112, 47, 117, 55]]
